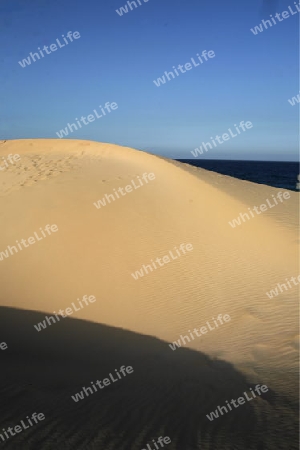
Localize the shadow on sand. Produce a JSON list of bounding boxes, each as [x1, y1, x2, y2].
[[0, 306, 297, 450]]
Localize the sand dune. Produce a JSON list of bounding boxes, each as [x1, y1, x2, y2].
[[0, 139, 298, 449]]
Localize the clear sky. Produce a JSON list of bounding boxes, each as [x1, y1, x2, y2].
[[0, 0, 299, 160]]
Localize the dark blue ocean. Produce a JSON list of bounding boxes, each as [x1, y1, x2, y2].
[[176, 160, 300, 192]]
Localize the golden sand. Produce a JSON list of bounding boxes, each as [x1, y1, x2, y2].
[[0, 139, 298, 449]]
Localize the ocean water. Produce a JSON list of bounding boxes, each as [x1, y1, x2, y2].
[[176, 160, 300, 192]]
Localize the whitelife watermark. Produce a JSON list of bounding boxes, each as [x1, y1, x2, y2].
[[0, 342, 8, 351], [0, 224, 59, 262], [18, 31, 81, 68], [131, 243, 193, 280], [0, 153, 21, 171], [250, 2, 300, 35], [0, 412, 45, 444], [228, 191, 291, 228], [206, 385, 269, 421], [266, 275, 300, 298], [191, 121, 253, 157], [288, 91, 300, 106], [93, 172, 155, 209], [56, 102, 118, 138], [141, 436, 171, 450], [71, 365, 134, 402], [153, 50, 215, 87], [169, 314, 231, 351], [116, 0, 149, 16], [33, 295, 97, 332]]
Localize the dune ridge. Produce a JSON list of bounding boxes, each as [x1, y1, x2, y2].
[[0, 139, 298, 449]]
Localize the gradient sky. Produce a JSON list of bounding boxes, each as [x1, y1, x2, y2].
[[0, 0, 299, 160]]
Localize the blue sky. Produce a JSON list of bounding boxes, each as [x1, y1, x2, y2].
[[0, 0, 299, 160]]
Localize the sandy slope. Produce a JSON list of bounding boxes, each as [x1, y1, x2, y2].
[[0, 139, 298, 449]]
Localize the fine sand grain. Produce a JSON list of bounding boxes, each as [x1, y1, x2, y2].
[[0, 139, 298, 449]]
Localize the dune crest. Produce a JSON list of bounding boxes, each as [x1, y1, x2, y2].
[[0, 139, 298, 448]]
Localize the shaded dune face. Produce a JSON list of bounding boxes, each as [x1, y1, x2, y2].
[[0, 140, 298, 449], [0, 307, 298, 450]]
